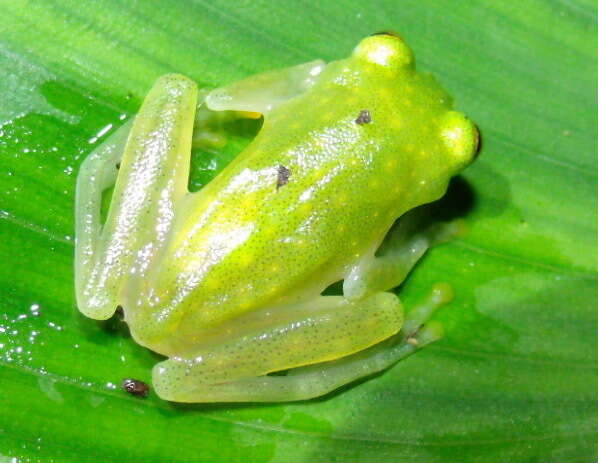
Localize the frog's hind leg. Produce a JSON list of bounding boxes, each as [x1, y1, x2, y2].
[[152, 291, 403, 402], [343, 209, 466, 300], [75, 74, 197, 320], [153, 284, 452, 402]]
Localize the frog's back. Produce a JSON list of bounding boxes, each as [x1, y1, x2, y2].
[[131, 35, 476, 349]]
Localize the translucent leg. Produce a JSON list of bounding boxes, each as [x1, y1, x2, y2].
[[75, 119, 132, 308], [344, 209, 466, 300], [152, 292, 403, 402], [75, 74, 197, 320], [153, 284, 452, 403], [191, 58, 326, 150], [206, 59, 325, 115]]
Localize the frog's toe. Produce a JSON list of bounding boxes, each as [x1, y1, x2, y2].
[[439, 110, 480, 170]]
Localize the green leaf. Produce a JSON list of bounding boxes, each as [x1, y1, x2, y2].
[[1, 1, 596, 461]]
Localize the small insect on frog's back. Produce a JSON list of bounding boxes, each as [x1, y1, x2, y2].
[[133, 34, 478, 349]]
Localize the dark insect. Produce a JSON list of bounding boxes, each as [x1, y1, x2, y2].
[[277, 165, 291, 189], [355, 109, 372, 125], [122, 378, 150, 398]]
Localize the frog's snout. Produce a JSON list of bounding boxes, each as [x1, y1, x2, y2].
[[353, 33, 414, 70]]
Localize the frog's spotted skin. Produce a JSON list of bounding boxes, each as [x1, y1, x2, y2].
[[75, 34, 478, 402]]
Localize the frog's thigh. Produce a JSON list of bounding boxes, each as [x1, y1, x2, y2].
[[344, 211, 466, 300], [152, 292, 403, 402], [75, 74, 197, 320], [205, 59, 325, 115]]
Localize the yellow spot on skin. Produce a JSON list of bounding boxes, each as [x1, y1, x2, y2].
[[321, 112, 334, 121], [385, 159, 397, 170], [240, 196, 255, 210], [391, 118, 402, 129], [261, 226, 277, 238], [405, 144, 414, 152], [310, 169, 324, 181], [298, 203, 313, 215], [404, 99, 412, 107], [337, 224, 346, 233], [205, 278, 220, 290], [237, 253, 254, 267], [237, 111, 261, 119], [378, 88, 392, 99]]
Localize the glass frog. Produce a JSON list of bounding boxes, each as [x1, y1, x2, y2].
[[75, 33, 479, 402]]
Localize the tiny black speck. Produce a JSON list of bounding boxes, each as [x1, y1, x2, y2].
[[114, 306, 124, 319], [277, 165, 291, 189], [355, 110, 372, 125], [122, 378, 150, 398]]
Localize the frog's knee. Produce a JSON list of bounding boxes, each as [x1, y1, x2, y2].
[[439, 110, 480, 170]]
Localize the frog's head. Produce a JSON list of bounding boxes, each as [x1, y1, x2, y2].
[[352, 33, 479, 178]]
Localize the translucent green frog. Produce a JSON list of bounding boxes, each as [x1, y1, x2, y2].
[[75, 34, 478, 402]]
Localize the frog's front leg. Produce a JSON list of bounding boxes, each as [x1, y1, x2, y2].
[[75, 74, 197, 319], [344, 209, 466, 300], [153, 285, 452, 402], [152, 292, 402, 402], [205, 59, 325, 114], [191, 59, 325, 149]]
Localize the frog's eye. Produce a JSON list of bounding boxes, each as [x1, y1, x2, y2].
[[353, 33, 415, 71], [439, 111, 480, 170]]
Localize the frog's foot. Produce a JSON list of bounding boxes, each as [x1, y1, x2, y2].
[[343, 209, 466, 300], [153, 284, 452, 402], [152, 292, 403, 403], [75, 74, 197, 319]]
